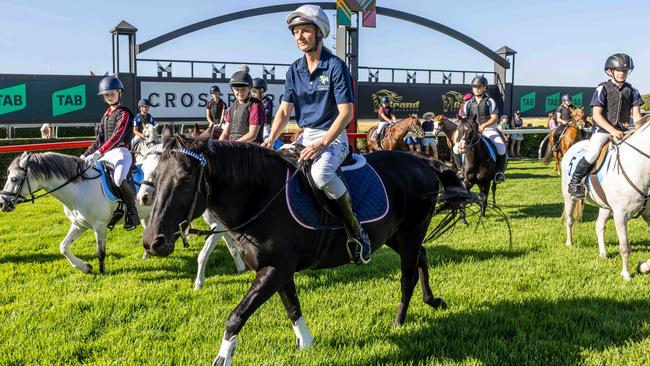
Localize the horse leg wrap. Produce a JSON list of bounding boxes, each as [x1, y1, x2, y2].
[[292, 316, 314, 349], [215, 334, 238, 366]]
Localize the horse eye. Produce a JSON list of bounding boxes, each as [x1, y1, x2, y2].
[[180, 177, 191, 185], [10, 177, 16, 182]]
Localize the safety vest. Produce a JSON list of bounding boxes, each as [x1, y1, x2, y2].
[[100, 105, 133, 148], [600, 80, 633, 128], [229, 98, 263, 142], [557, 105, 574, 122], [467, 96, 491, 125]]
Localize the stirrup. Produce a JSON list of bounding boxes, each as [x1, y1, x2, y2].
[[345, 234, 371, 265], [494, 172, 505, 183], [568, 183, 586, 200], [123, 212, 140, 231]]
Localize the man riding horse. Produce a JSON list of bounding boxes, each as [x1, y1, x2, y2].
[[262, 4, 371, 265], [456, 76, 507, 183]]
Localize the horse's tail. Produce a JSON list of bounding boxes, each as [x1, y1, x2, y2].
[[543, 133, 553, 164], [562, 198, 584, 223], [420, 157, 477, 242]]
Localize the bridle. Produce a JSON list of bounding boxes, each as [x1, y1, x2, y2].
[[458, 122, 481, 151], [0, 153, 100, 209]]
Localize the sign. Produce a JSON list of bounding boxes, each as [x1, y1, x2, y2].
[[572, 92, 584, 108], [519, 91, 536, 113], [0, 83, 27, 116], [139, 80, 286, 120], [337, 0, 352, 27], [52, 84, 86, 116], [545, 92, 560, 113]]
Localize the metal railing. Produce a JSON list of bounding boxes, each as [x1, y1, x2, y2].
[[359, 66, 498, 85]]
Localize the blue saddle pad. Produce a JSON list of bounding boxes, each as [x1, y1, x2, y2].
[[481, 136, 497, 162], [567, 147, 612, 187], [285, 154, 389, 230], [97, 161, 144, 202]]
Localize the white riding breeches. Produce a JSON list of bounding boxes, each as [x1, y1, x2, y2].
[[298, 128, 349, 200], [377, 121, 389, 136], [99, 147, 132, 186], [584, 132, 611, 164], [482, 127, 507, 155]]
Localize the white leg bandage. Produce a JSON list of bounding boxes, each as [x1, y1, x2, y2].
[[292, 316, 314, 349]]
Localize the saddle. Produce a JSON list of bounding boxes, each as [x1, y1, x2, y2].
[[96, 161, 143, 229]]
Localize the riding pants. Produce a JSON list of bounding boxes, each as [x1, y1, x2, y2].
[[297, 128, 349, 200], [100, 147, 132, 186], [584, 132, 611, 164], [452, 127, 506, 155], [377, 121, 389, 136]]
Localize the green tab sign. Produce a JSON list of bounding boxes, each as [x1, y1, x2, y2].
[[519, 91, 536, 113], [572, 92, 584, 108], [0, 83, 27, 116], [52, 84, 86, 116], [545, 92, 560, 113]]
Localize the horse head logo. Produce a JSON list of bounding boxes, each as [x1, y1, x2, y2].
[[442, 91, 464, 113], [372, 89, 402, 111]]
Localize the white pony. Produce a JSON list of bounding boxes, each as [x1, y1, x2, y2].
[[133, 124, 159, 164], [561, 117, 650, 280], [138, 145, 246, 290], [0, 151, 153, 274]]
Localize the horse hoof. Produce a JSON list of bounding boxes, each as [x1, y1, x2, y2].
[[599, 253, 607, 259], [435, 298, 448, 310], [622, 273, 632, 281], [83, 263, 93, 274], [212, 356, 225, 366]]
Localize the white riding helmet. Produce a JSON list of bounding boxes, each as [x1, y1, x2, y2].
[[286, 4, 330, 39]]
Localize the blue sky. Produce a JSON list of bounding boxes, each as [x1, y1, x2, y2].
[[1, 0, 648, 91]]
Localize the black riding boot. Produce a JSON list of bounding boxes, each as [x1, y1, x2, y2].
[[454, 154, 464, 179], [118, 181, 140, 230], [568, 157, 592, 200], [335, 192, 371, 265], [495, 154, 507, 183]]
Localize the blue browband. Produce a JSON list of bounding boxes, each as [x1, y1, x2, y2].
[[174, 147, 206, 167]]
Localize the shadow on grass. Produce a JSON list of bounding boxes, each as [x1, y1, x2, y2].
[[362, 298, 650, 365], [510, 203, 600, 221], [507, 172, 557, 180], [0, 251, 125, 264]]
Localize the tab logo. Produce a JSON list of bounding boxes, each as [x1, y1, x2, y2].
[[545, 92, 560, 113], [0, 83, 27, 116], [519, 91, 536, 113], [52, 84, 86, 116], [572, 92, 584, 108]]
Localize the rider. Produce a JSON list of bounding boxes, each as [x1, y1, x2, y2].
[[568, 53, 644, 199], [251, 78, 275, 141], [262, 4, 371, 265], [458, 75, 507, 183], [219, 70, 265, 143], [81, 76, 139, 230], [375, 96, 397, 141], [132, 98, 157, 148], [551, 94, 574, 152], [206, 85, 227, 128]]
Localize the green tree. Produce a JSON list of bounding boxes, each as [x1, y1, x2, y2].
[[642, 94, 650, 111]]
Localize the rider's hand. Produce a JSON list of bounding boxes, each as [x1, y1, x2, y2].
[[478, 125, 485, 133], [261, 138, 273, 149], [612, 130, 625, 140], [299, 139, 326, 162], [83, 151, 101, 168]]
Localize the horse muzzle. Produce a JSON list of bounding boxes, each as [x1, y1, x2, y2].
[[0, 196, 15, 212], [143, 234, 175, 257]]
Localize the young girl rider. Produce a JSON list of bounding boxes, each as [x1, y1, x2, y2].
[[219, 70, 265, 143]]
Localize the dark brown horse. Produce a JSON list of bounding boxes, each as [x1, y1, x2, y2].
[[142, 133, 476, 365], [367, 115, 424, 152], [544, 107, 586, 173]]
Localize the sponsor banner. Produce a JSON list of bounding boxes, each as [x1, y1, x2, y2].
[[513, 85, 595, 116], [0, 74, 134, 123], [357, 83, 504, 119], [139, 80, 286, 119]]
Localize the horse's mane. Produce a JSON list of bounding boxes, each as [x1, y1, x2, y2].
[[162, 134, 292, 186], [11, 152, 83, 182]]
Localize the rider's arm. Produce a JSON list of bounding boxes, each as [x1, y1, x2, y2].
[[632, 106, 643, 127], [378, 107, 390, 122], [592, 106, 620, 135], [479, 98, 499, 129], [219, 109, 231, 141], [133, 126, 144, 138], [206, 107, 214, 125], [323, 103, 353, 146], [219, 104, 226, 125], [236, 102, 263, 143], [556, 108, 569, 124]]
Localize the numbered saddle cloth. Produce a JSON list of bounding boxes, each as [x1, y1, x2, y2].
[[97, 161, 144, 202], [285, 154, 389, 230]]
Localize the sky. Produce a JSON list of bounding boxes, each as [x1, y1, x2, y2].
[[1, 0, 648, 92]]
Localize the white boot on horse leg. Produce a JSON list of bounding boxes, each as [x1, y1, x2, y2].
[[613, 213, 632, 280], [213, 334, 237, 366], [195, 225, 221, 291], [292, 316, 314, 349], [595, 208, 611, 258], [59, 224, 92, 273]]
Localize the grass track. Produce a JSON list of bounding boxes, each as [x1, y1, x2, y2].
[[1, 159, 650, 365]]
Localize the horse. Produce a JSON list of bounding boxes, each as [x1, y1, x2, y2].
[[142, 133, 476, 365], [133, 124, 160, 164], [137, 142, 247, 290], [561, 116, 650, 280], [0, 151, 158, 274], [433, 114, 458, 149], [544, 107, 587, 173], [456, 118, 498, 216], [366, 115, 425, 152]]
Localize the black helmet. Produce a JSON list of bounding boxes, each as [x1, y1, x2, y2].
[[229, 70, 253, 88], [138, 98, 151, 107], [210, 85, 221, 94], [604, 53, 634, 71], [252, 78, 268, 92], [381, 96, 390, 103], [471, 76, 488, 87], [561, 94, 572, 101], [97, 76, 124, 95]]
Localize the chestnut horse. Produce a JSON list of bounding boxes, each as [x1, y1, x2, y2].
[[544, 107, 586, 173], [367, 115, 425, 152]]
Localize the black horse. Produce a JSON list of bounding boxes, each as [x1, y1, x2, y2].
[[142, 134, 475, 366], [456, 118, 498, 216]]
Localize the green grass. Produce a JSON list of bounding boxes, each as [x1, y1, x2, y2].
[[2, 159, 650, 365]]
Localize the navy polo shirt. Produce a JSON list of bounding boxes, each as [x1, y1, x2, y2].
[[283, 48, 354, 130]]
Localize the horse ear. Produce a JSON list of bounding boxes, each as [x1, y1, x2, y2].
[[195, 132, 211, 153]]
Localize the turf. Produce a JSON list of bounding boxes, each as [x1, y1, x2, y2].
[[1, 159, 650, 365]]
